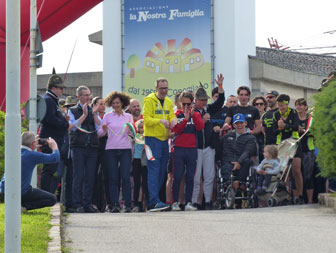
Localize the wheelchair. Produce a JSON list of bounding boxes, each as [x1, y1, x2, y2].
[[213, 160, 259, 210]]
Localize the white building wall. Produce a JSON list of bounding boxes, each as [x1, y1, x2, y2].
[[103, 0, 122, 97], [214, 0, 256, 97]]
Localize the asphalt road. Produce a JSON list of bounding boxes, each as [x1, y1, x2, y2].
[[64, 204, 336, 253]]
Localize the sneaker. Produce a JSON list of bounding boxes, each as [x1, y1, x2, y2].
[[149, 202, 170, 212], [185, 202, 197, 211], [205, 202, 212, 210], [122, 207, 132, 213], [171, 202, 181, 211], [75, 207, 85, 213], [84, 205, 99, 213], [110, 204, 120, 213], [132, 206, 139, 212], [21, 206, 27, 213]]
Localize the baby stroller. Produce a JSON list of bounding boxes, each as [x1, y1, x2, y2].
[[214, 160, 259, 209], [257, 138, 298, 207]]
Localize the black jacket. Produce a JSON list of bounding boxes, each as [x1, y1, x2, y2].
[[39, 91, 69, 145], [219, 130, 257, 164], [195, 92, 225, 149]]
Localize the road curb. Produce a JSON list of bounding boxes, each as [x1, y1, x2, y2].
[[318, 193, 336, 212], [47, 203, 62, 253]]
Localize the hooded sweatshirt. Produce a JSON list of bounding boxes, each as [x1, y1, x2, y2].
[[143, 93, 176, 141]]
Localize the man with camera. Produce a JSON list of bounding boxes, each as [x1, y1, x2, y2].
[[39, 74, 70, 193], [21, 131, 59, 211]]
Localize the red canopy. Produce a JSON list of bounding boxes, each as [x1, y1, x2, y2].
[[0, 0, 102, 110]]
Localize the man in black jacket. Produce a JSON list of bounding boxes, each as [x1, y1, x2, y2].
[[220, 113, 257, 182], [40, 74, 70, 193]]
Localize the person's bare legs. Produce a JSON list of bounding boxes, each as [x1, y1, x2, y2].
[[292, 157, 303, 198], [166, 172, 173, 204], [306, 189, 313, 204]]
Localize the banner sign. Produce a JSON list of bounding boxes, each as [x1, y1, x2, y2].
[[124, 0, 211, 103]]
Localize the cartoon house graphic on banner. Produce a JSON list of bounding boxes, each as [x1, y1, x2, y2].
[[143, 38, 204, 73]]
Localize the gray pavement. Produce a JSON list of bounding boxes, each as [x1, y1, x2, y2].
[[64, 204, 336, 253]]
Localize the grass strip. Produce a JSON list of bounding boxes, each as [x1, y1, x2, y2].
[[0, 203, 52, 252]]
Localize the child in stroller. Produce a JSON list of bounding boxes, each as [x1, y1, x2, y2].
[[255, 145, 280, 195]]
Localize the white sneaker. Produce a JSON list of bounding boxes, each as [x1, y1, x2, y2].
[[185, 202, 197, 211], [171, 202, 181, 211]]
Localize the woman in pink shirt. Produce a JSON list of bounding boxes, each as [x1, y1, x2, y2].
[[98, 91, 133, 213]]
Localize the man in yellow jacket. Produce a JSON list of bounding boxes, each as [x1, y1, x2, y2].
[[143, 77, 177, 212]]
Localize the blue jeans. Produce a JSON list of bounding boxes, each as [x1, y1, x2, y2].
[[105, 149, 132, 207], [71, 147, 98, 208], [173, 147, 197, 203], [145, 137, 169, 205]]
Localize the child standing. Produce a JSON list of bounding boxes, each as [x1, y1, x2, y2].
[[256, 145, 280, 194], [132, 119, 149, 212]]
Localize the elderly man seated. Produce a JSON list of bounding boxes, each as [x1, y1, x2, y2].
[[20, 131, 59, 211], [219, 113, 257, 183]]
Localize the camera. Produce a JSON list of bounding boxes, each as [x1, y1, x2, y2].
[[38, 138, 48, 145]]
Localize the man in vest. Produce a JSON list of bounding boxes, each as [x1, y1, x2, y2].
[[68, 86, 100, 213]]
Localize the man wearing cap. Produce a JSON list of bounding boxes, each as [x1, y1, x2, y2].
[[219, 113, 257, 183], [262, 90, 279, 145], [40, 74, 70, 193], [192, 73, 225, 210], [143, 77, 177, 212]]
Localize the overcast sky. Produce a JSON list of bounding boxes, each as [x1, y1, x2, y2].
[[37, 0, 336, 75]]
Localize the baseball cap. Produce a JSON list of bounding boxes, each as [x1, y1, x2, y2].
[[266, 90, 279, 97], [233, 113, 245, 124]]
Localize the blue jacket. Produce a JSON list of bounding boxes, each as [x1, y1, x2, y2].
[[21, 146, 60, 194]]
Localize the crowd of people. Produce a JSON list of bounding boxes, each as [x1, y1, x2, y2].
[[12, 72, 329, 213]]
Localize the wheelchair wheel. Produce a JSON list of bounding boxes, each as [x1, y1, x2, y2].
[[267, 197, 277, 207], [225, 185, 235, 209]]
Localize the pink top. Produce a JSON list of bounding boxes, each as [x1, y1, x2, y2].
[[98, 111, 133, 150]]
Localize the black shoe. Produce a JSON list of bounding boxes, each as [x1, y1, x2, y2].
[[75, 207, 85, 213], [205, 202, 212, 210], [84, 205, 99, 213], [64, 207, 75, 213], [110, 204, 120, 213]]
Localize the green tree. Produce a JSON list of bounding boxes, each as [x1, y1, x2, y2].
[[127, 54, 140, 78], [311, 80, 336, 178]]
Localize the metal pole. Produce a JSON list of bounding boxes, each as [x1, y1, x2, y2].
[[5, 0, 21, 251], [29, 0, 38, 187]]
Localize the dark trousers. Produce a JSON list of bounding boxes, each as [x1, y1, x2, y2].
[[132, 158, 149, 206], [257, 174, 273, 188], [40, 143, 62, 193], [145, 137, 169, 205], [62, 158, 73, 208], [105, 149, 132, 208], [221, 159, 251, 182], [92, 148, 111, 211], [173, 147, 197, 203], [22, 186, 56, 210], [71, 147, 98, 208]]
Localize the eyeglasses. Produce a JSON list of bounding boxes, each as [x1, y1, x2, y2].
[[159, 87, 168, 90], [182, 103, 191, 106], [255, 103, 264, 106]]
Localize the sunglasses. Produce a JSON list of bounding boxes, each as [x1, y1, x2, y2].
[[266, 95, 275, 99], [255, 103, 264, 106], [182, 103, 191, 106]]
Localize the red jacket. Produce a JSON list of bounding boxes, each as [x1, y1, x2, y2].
[[172, 109, 204, 148]]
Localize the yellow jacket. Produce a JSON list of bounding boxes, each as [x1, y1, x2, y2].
[[143, 93, 176, 141]]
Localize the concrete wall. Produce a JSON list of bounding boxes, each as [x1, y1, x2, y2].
[[249, 58, 321, 106]]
